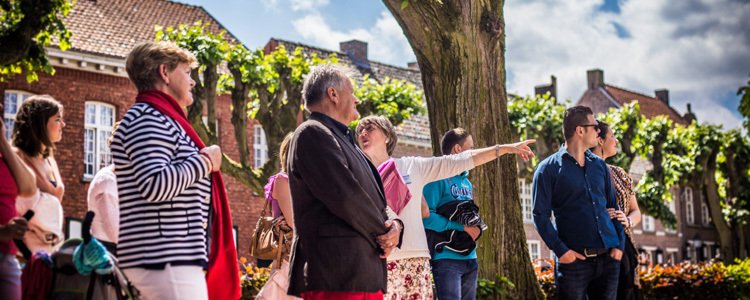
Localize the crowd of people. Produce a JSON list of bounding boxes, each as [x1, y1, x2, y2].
[[0, 40, 643, 300]]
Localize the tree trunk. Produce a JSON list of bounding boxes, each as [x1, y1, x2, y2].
[[383, 1, 543, 298], [700, 146, 737, 261]]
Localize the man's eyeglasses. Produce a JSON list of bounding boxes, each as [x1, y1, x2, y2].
[[579, 124, 600, 131]]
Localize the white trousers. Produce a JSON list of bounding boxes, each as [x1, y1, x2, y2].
[[0, 252, 21, 300], [123, 264, 208, 300]]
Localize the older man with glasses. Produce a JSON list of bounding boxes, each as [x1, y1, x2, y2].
[[532, 106, 625, 299]]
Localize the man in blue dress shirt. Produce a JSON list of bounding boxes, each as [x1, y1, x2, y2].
[[532, 106, 625, 299]]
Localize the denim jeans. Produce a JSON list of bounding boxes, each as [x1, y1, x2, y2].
[[432, 259, 478, 300], [555, 253, 620, 300]]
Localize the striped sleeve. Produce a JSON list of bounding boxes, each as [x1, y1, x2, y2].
[[119, 108, 210, 202]]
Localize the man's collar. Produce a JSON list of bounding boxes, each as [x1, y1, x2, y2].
[[558, 143, 596, 161], [310, 112, 350, 135]]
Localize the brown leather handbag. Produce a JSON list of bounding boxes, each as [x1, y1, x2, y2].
[[249, 201, 294, 262]]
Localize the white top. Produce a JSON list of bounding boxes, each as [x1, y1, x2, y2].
[[386, 151, 475, 261], [87, 165, 119, 243]]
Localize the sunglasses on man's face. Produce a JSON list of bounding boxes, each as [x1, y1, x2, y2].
[[579, 124, 600, 131]]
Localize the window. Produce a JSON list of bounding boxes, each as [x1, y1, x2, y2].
[[701, 201, 710, 226], [3, 90, 33, 141], [519, 179, 533, 223], [666, 200, 677, 233], [684, 188, 695, 225], [253, 125, 268, 168], [84, 102, 115, 177], [687, 245, 696, 263], [703, 245, 711, 260], [527, 240, 540, 261], [642, 215, 655, 232]]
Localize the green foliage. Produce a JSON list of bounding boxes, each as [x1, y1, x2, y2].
[[738, 75, 750, 132], [0, 0, 73, 82], [507, 93, 567, 164], [354, 74, 425, 128], [476, 274, 515, 299], [636, 172, 678, 229], [597, 102, 643, 170], [156, 21, 229, 66], [725, 259, 750, 298]]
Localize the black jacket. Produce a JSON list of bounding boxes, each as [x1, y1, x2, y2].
[[287, 113, 390, 296], [426, 200, 485, 257]]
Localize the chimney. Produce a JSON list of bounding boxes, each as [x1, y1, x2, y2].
[[340, 40, 368, 63], [587, 69, 604, 90], [407, 62, 419, 71], [534, 75, 557, 99], [683, 103, 697, 123], [655, 89, 669, 106]]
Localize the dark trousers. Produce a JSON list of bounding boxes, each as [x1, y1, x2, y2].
[[555, 253, 620, 300], [432, 259, 478, 300]]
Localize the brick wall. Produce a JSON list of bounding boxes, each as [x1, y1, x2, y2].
[[1, 67, 262, 259], [392, 143, 431, 158]]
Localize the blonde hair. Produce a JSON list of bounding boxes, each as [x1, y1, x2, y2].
[[279, 132, 294, 173], [125, 41, 198, 91]]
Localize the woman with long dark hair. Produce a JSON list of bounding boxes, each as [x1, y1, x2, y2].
[[12, 95, 66, 254], [590, 120, 642, 300]]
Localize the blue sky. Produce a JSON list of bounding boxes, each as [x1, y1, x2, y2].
[[178, 0, 749, 130]]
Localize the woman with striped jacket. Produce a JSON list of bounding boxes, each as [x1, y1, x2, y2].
[[112, 41, 239, 300]]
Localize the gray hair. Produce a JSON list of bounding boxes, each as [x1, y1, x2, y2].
[[302, 64, 351, 108]]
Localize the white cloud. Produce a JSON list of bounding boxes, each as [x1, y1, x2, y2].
[[503, 0, 749, 129], [290, 0, 330, 12], [262, 0, 329, 12], [292, 11, 415, 67]]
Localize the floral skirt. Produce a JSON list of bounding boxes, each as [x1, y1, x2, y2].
[[386, 257, 434, 300]]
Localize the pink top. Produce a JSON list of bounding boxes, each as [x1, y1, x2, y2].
[[377, 158, 412, 215], [0, 155, 19, 255], [87, 165, 119, 243], [264, 173, 288, 218]]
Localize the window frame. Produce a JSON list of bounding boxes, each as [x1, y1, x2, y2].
[[519, 179, 533, 223], [684, 188, 695, 225], [83, 101, 116, 178], [701, 201, 710, 226], [642, 214, 655, 232], [3, 90, 34, 141], [526, 240, 541, 261], [253, 125, 268, 169]]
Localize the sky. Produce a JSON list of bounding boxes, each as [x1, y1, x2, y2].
[[178, 0, 750, 130]]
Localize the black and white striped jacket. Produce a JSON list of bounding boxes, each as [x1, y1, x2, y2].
[[111, 103, 212, 269]]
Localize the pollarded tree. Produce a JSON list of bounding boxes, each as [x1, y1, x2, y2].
[[716, 129, 750, 260], [0, 0, 72, 82], [507, 93, 566, 180], [156, 23, 423, 194], [382, 1, 543, 298]]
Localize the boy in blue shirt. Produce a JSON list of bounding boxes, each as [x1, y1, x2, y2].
[[423, 128, 482, 300]]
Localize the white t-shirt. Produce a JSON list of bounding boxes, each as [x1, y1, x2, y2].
[[385, 151, 474, 261], [87, 165, 119, 243]]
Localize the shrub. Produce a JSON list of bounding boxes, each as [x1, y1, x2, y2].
[[535, 258, 750, 300], [238, 257, 270, 300], [477, 274, 515, 299]]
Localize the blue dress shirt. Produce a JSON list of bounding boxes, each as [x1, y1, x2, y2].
[[532, 145, 625, 257]]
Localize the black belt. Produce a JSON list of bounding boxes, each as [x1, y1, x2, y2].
[[572, 248, 609, 257]]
